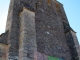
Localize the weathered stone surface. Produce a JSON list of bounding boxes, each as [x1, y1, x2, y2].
[[63, 22, 80, 60], [19, 8, 37, 60], [0, 0, 80, 60], [0, 31, 8, 44], [0, 44, 8, 60]]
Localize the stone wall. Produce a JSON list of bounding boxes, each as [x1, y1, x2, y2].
[[71, 31, 80, 59], [3, 0, 80, 60], [0, 31, 8, 60], [63, 22, 80, 60], [6, 0, 71, 60], [19, 8, 37, 60], [0, 44, 8, 60], [35, 0, 71, 60], [0, 31, 8, 44]]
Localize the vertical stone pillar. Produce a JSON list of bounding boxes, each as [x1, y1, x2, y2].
[[65, 31, 80, 60], [70, 31, 80, 60], [6, 0, 21, 60], [19, 8, 37, 60]]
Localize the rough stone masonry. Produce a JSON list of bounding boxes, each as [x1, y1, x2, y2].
[[0, 0, 80, 60]]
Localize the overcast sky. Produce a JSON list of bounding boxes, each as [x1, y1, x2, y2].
[[0, 0, 80, 44]]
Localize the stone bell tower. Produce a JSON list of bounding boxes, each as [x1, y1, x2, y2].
[[0, 0, 79, 60]]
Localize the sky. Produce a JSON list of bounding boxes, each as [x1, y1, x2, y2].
[[0, 0, 80, 44], [0, 0, 10, 34], [57, 0, 80, 44]]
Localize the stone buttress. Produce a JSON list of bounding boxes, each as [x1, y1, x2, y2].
[[0, 0, 79, 60]]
